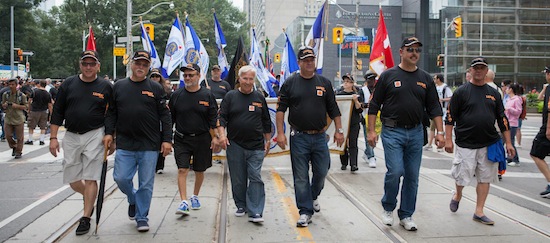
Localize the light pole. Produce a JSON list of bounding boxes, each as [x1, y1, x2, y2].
[[126, 1, 174, 77], [331, 1, 360, 80], [10, 6, 14, 78]]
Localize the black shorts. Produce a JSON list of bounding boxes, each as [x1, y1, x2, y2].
[[173, 133, 212, 172], [530, 130, 550, 160]]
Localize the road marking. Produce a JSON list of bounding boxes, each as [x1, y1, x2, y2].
[[0, 185, 70, 229]]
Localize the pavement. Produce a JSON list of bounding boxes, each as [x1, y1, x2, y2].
[[5, 129, 550, 242]]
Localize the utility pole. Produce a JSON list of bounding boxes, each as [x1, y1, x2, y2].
[[351, 0, 359, 81], [10, 6, 15, 78]]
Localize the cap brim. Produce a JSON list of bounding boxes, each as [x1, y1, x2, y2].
[[471, 62, 488, 67], [404, 41, 423, 47], [133, 57, 151, 62], [81, 55, 98, 61], [180, 67, 196, 72], [299, 54, 315, 60], [150, 71, 161, 75]]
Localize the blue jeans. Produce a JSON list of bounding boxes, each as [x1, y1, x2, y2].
[[290, 130, 330, 216], [509, 127, 519, 162], [1, 112, 5, 139], [362, 122, 375, 158], [226, 142, 265, 216], [113, 149, 158, 222], [380, 124, 423, 219]]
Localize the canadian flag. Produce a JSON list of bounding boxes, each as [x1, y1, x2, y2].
[[369, 7, 394, 77], [86, 26, 96, 51]]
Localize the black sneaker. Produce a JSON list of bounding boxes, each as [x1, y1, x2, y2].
[[136, 220, 149, 232], [24, 140, 33, 145], [540, 185, 550, 198], [14, 153, 22, 159], [12, 148, 16, 156], [75, 217, 91, 235], [128, 204, 136, 220], [39, 141, 45, 145]]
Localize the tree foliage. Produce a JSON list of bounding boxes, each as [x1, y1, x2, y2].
[[0, 0, 248, 79]]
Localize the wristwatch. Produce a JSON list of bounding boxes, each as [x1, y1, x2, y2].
[[337, 128, 344, 134]]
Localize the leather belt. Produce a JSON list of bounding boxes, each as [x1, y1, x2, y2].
[[174, 130, 206, 138]]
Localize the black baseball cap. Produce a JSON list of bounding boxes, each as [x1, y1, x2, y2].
[[401, 37, 423, 47], [364, 70, 377, 80], [470, 57, 488, 67], [180, 63, 201, 73], [132, 50, 151, 62], [342, 74, 354, 82], [81, 50, 99, 62], [150, 68, 161, 76], [212, 65, 221, 70], [298, 46, 315, 60], [542, 66, 550, 73]]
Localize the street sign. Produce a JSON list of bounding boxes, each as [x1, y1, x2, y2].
[[22, 51, 34, 57], [113, 46, 126, 57], [117, 36, 140, 43], [344, 36, 368, 42], [25, 62, 30, 72]]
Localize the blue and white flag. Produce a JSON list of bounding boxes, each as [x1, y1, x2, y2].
[[214, 13, 229, 79], [161, 16, 185, 78], [140, 22, 161, 69], [250, 29, 278, 97], [182, 16, 209, 83], [280, 32, 299, 86], [304, 1, 326, 74]]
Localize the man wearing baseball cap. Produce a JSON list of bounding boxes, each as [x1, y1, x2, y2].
[[276, 46, 344, 227], [105, 50, 172, 232], [49, 50, 113, 235], [201, 64, 232, 99], [530, 66, 550, 198], [445, 57, 514, 225], [368, 37, 444, 231], [361, 70, 377, 168]]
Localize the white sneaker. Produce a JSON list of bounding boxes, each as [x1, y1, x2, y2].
[[399, 217, 418, 231], [362, 154, 368, 162], [508, 161, 519, 167], [296, 214, 312, 227], [368, 157, 377, 168], [156, 169, 163, 174], [423, 145, 432, 151], [382, 211, 394, 226], [313, 199, 320, 212], [515, 143, 522, 148]]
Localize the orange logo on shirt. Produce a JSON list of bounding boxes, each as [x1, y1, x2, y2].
[[416, 82, 426, 89], [199, 101, 210, 106], [92, 92, 104, 99], [219, 86, 226, 90], [315, 86, 326, 92], [486, 95, 496, 101], [394, 81, 402, 87], [252, 102, 262, 108], [142, 91, 154, 98]]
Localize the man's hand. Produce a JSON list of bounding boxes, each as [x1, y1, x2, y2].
[[49, 138, 60, 157], [505, 143, 516, 159], [444, 138, 454, 153], [103, 135, 115, 155], [276, 133, 287, 150], [161, 142, 172, 157], [218, 135, 230, 150], [367, 130, 378, 147], [264, 142, 270, 157], [435, 134, 445, 149], [211, 137, 221, 153], [334, 132, 344, 147]]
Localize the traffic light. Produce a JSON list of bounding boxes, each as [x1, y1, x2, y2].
[[14, 48, 23, 63], [332, 27, 343, 44], [437, 54, 444, 67], [274, 53, 281, 63], [356, 59, 363, 71], [453, 16, 462, 38], [144, 23, 155, 41]]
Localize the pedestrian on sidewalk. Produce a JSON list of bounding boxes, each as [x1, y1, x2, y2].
[[337, 74, 363, 172], [276, 46, 344, 227], [217, 65, 271, 223], [361, 71, 377, 168], [424, 74, 452, 152], [2, 78, 28, 159], [530, 66, 550, 198], [169, 63, 219, 217], [25, 79, 52, 146], [445, 57, 514, 226], [504, 83, 523, 166], [49, 50, 113, 235], [367, 37, 444, 231], [149, 68, 170, 175], [105, 50, 172, 232]]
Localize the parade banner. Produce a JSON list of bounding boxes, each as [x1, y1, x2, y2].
[[213, 95, 353, 159]]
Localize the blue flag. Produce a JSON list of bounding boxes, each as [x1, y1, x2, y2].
[[250, 29, 278, 97], [140, 22, 161, 69], [280, 32, 299, 86], [214, 13, 229, 79], [161, 16, 185, 78], [304, 1, 326, 74]]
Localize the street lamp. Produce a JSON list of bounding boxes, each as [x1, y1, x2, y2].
[[126, 1, 174, 77]]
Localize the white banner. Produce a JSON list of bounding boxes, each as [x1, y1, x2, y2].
[[213, 95, 353, 158]]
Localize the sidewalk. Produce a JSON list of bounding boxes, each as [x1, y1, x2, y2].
[[6, 150, 550, 242]]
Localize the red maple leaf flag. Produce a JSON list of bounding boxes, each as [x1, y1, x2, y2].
[[369, 7, 394, 77], [86, 26, 96, 51]]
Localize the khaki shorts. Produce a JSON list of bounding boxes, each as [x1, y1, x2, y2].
[[451, 145, 498, 187], [27, 110, 48, 130], [62, 127, 105, 184]]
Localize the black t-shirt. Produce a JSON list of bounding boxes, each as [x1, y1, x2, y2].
[[51, 75, 112, 133], [368, 66, 442, 126], [105, 78, 172, 151], [49, 88, 58, 102], [446, 82, 509, 149], [30, 88, 51, 111], [542, 86, 550, 131], [201, 79, 232, 99], [336, 89, 364, 125], [168, 86, 218, 135], [276, 73, 341, 131], [218, 90, 271, 150]]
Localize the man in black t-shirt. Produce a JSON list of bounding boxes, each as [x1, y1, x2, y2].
[[49, 50, 113, 235], [169, 63, 219, 216], [217, 65, 271, 223], [49, 80, 61, 102], [445, 57, 514, 226], [201, 65, 232, 99], [531, 66, 550, 198], [25, 80, 52, 145], [368, 37, 444, 231], [104, 50, 172, 232], [276, 46, 344, 227]]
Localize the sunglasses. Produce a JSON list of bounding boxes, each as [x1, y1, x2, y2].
[[405, 47, 422, 53], [150, 74, 161, 78], [81, 62, 97, 67]]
